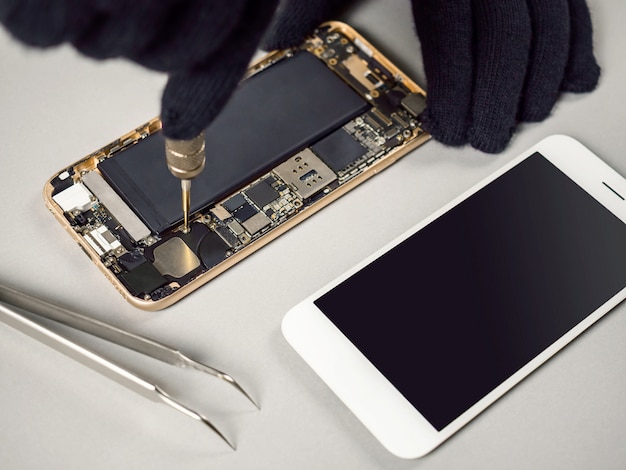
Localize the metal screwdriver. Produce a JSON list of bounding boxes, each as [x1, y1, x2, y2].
[[165, 131, 206, 233]]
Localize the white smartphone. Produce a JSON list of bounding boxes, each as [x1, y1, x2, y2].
[[282, 135, 626, 459]]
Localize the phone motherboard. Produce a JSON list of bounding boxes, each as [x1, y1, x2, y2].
[[44, 22, 430, 309]]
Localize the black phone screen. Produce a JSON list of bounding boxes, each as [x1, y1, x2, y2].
[[314, 153, 626, 431]]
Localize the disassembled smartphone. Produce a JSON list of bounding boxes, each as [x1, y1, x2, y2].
[[43, 22, 430, 310]]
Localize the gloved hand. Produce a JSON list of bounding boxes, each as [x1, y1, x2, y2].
[[1, 0, 600, 152], [265, 0, 601, 154], [0, 0, 279, 140], [412, 0, 601, 153]]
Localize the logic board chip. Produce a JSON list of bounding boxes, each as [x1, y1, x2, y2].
[[245, 179, 280, 208], [311, 128, 368, 173]]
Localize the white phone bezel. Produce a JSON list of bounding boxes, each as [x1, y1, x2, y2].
[[282, 134, 626, 459]]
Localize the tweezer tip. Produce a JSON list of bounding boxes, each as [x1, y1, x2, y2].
[[199, 416, 237, 451], [157, 386, 236, 450], [186, 357, 259, 409], [220, 374, 260, 410]]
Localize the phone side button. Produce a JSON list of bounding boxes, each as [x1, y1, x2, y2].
[[78, 243, 94, 261]]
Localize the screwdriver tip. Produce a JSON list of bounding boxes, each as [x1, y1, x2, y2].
[[181, 179, 191, 233]]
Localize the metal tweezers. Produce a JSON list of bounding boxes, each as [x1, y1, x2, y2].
[[0, 282, 258, 450]]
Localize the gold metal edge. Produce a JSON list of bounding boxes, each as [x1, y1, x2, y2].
[[321, 21, 426, 96]]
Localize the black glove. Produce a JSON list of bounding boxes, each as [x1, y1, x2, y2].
[[412, 0, 601, 153], [1, 1, 600, 151], [266, 0, 601, 154], [0, 0, 279, 140]]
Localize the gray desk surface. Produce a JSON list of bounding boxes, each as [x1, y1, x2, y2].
[[1, 2, 625, 469]]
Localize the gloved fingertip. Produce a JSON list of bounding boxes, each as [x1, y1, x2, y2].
[[160, 106, 206, 141], [160, 74, 216, 140], [561, 0, 601, 93], [469, 126, 514, 154], [419, 109, 468, 147], [518, 98, 556, 123], [515, 1, 570, 125], [163, 2, 279, 140], [561, 62, 600, 93]]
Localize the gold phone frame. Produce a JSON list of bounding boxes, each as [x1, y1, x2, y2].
[[43, 21, 430, 310]]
